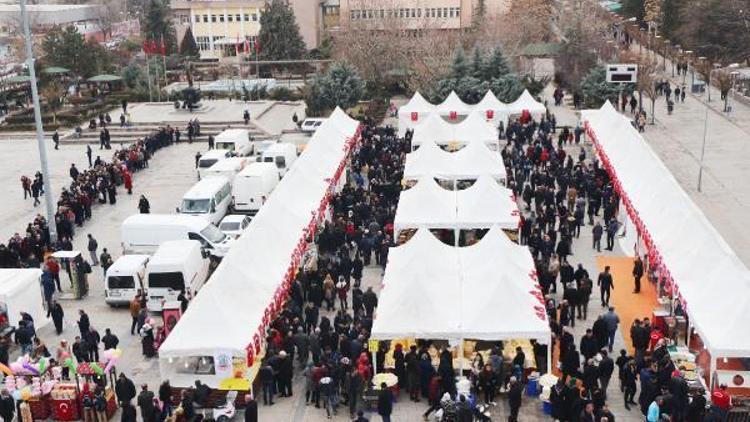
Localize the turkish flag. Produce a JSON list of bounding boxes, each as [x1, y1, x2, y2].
[[410, 112, 418, 121], [149, 40, 158, 56], [486, 109, 494, 119], [254, 38, 261, 54], [449, 111, 457, 120]]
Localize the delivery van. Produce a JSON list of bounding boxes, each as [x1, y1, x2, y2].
[[201, 157, 248, 185], [258, 143, 297, 177], [300, 118, 326, 133], [214, 128, 254, 156], [145, 240, 210, 311], [178, 176, 232, 225], [121, 214, 233, 257], [104, 254, 149, 306], [197, 150, 232, 179], [231, 162, 279, 213]]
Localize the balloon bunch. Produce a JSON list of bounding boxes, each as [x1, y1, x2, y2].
[[102, 348, 123, 373]]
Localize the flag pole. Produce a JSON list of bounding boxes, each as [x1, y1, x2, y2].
[[161, 35, 168, 91], [145, 52, 153, 102]]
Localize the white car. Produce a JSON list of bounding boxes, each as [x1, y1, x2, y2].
[[218, 214, 252, 239]]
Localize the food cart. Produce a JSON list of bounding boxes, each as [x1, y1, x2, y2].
[[52, 251, 89, 299]]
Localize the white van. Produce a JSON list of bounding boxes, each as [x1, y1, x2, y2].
[[121, 214, 233, 257], [202, 157, 248, 185], [197, 150, 232, 179], [104, 254, 149, 306], [258, 143, 297, 177], [179, 177, 232, 225], [214, 129, 254, 156], [231, 162, 279, 213], [218, 214, 252, 239], [145, 240, 210, 311], [300, 118, 326, 133]]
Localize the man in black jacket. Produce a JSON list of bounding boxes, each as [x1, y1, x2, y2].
[[508, 376, 523, 422], [599, 350, 615, 400], [0, 389, 14, 422], [115, 373, 136, 405], [244, 394, 257, 422], [136, 385, 156, 422]]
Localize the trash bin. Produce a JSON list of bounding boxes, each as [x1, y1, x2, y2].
[[542, 400, 553, 414], [526, 378, 540, 396]]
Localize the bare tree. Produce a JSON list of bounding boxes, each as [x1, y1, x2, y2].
[[40, 82, 65, 125], [712, 68, 734, 112], [622, 50, 659, 123], [693, 59, 714, 101], [95, 0, 125, 41]]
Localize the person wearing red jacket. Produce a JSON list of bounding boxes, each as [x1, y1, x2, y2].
[[123, 169, 133, 195]]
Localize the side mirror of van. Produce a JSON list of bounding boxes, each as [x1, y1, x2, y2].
[[201, 248, 210, 259], [175, 207, 181, 213]]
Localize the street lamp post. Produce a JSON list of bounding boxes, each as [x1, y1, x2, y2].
[[663, 39, 670, 72], [20, 0, 57, 241]]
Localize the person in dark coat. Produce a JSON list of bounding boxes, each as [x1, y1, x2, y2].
[[0, 389, 14, 422], [50, 301, 64, 334], [508, 376, 523, 422], [136, 385, 156, 422], [632, 255, 644, 293], [120, 400, 136, 422], [377, 382, 393, 422], [115, 373, 136, 405], [244, 394, 257, 422]]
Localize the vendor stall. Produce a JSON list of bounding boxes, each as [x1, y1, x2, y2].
[[397, 91, 436, 137], [403, 140, 507, 184], [51, 251, 89, 300]]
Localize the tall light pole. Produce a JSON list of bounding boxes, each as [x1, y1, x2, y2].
[[697, 105, 709, 192], [20, 0, 57, 241]]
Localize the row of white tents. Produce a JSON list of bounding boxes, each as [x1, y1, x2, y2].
[[582, 103, 750, 375], [372, 108, 551, 371], [398, 89, 547, 136], [158, 108, 361, 387]]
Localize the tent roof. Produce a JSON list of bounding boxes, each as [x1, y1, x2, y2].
[[411, 111, 498, 148], [436, 91, 471, 115], [474, 90, 508, 111], [394, 176, 519, 232], [371, 227, 549, 342], [399, 91, 435, 113], [582, 103, 750, 358], [403, 139, 506, 181], [158, 107, 359, 358], [508, 89, 546, 115]]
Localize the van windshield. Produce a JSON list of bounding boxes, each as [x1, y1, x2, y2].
[[201, 224, 226, 243], [108, 275, 135, 289], [182, 199, 210, 213], [148, 272, 185, 291], [215, 142, 234, 150], [199, 159, 218, 168]]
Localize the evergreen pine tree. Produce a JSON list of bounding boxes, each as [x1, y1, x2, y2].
[[257, 0, 307, 60], [451, 48, 469, 79], [470, 46, 484, 78], [141, 0, 177, 54], [179, 27, 200, 58], [483, 46, 510, 80]]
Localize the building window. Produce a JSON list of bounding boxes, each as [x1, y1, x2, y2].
[[194, 15, 199, 23], [252, 13, 258, 21], [417, 8, 421, 17], [211, 14, 217, 22], [437, 8, 441, 17], [456, 7, 460, 16], [203, 14, 208, 23], [196, 36, 211, 51], [219, 14, 225, 22], [227, 14, 233, 22], [431, 8, 436, 17]]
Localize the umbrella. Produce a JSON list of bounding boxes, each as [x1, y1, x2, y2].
[[42, 67, 69, 75], [87, 74, 122, 82], [5, 75, 30, 83]]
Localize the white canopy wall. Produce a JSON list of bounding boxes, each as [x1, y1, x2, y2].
[[371, 227, 549, 343], [398, 91, 436, 136], [159, 108, 360, 387], [0, 269, 47, 328], [582, 102, 750, 359], [508, 90, 546, 121], [403, 140, 507, 182], [473, 90, 510, 128], [393, 176, 519, 233]]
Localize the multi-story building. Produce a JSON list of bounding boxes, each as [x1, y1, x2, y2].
[[323, 0, 511, 31], [172, 0, 264, 60]]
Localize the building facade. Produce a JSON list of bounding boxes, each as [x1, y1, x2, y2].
[[172, 0, 264, 60]]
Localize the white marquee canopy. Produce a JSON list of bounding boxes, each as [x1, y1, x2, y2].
[[582, 102, 750, 359], [393, 176, 519, 233], [371, 227, 549, 342], [410, 113, 498, 150], [403, 139, 507, 182], [508, 89, 547, 121]]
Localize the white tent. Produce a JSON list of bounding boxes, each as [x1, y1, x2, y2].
[[0, 269, 47, 329], [371, 226, 549, 343], [398, 91, 436, 136], [393, 176, 519, 233], [158, 107, 360, 387], [582, 102, 750, 361], [436, 91, 472, 120], [403, 140, 507, 182], [411, 112, 499, 150], [508, 89, 547, 121], [473, 90, 510, 127]]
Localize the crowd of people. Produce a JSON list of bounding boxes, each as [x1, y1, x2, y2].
[[2, 127, 176, 270]]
